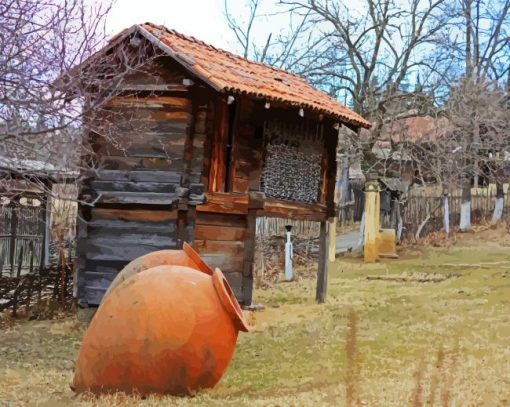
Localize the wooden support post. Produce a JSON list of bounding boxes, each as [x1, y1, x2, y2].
[[316, 220, 329, 303], [364, 179, 380, 263], [242, 192, 264, 306], [186, 206, 196, 247], [241, 212, 256, 306]]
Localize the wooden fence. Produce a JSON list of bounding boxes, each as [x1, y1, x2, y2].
[[337, 182, 365, 229], [0, 202, 46, 276], [400, 186, 510, 240], [256, 217, 321, 239], [0, 263, 73, 317], [256, 183, 510, 246]]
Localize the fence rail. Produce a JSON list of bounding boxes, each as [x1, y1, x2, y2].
[[256, 217, 321, 239], [401, 187, 510, 240], [0, 263, 73, 317], [337, 182, 365, 229], [0, 203, 45, 275]]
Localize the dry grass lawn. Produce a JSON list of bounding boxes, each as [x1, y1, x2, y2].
[[1, 228, 510, 406]]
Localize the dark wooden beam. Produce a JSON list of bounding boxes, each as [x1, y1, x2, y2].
[[316, 220, 329, 304]]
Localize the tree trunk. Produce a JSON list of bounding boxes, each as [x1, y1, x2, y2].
[[396, 199, 403, 243], [460, 179, 471, 231], [473, 122, 480, 188], [492, 181, 504, 223], [465, 0, 473, 78], [443, 187, 450, 235], [443, 195, 450, 235]]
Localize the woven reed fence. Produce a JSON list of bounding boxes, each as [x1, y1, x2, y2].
[[400, 185, 510, 240], [256, 217, 321, 239], [0, 262, 74, 318]]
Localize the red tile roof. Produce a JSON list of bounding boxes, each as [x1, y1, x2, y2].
[[134, 23, 371, 129]]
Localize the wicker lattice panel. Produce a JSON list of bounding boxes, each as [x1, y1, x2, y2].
[[261, 143, 322, 203]]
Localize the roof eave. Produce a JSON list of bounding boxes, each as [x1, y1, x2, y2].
[[226, 88, 372, 130], [137, 25, 225, 93]]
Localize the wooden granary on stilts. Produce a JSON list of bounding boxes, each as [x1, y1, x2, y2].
[[71, 23, 371, 308]]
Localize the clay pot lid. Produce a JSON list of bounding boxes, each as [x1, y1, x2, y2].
[[212, 268, 251, 332]]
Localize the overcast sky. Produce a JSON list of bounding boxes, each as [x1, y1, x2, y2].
[[106, 0, 281, 53]]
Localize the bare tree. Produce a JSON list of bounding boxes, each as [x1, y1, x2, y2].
[[224, 0, 333, 76], [443, 79, 509, 228], [0, 0, 163, 263], [281, 1, 453, 114], [0, 0, 162, 191]]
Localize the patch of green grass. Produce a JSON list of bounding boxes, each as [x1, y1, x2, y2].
[[1, 231, 510, 405]]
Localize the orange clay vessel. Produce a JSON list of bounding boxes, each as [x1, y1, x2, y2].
[[72, 244, 250, 396], [101, 243, 214, 302]]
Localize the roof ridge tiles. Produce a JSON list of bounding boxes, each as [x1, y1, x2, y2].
[[139, 22, 305, 80], [104, 22, 371, 128]]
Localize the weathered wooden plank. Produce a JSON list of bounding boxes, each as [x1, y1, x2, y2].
[[194, 110, 208, 134], [100, 156, 187, 171], [190, 183, 205, 195], [97, 131, 188, 147], [208, 99, 229, 192], [85, 260, 126, 275], [199, 254, 244, 274], [194, 225, 246, 241], [83, 271, 116, 290], [235, 158, 258, 179], [233, 144, 263, 162], [87, 220, 177, 237], [236, 125, 256, 140], [233, 177, 249, 193], [96, 191, 179, 205], [99, 119, 189, 135], [196, 192, 249, 215], [83, 233, 176, 244], [84, 285, 107, 305], [118, 83, 188, 92], [193, 240, 244, 255], [92, 170, 182, 183], [95, 141, 185, 159], [96, 111, 190, 135], [195, 212, 246, 228], [90, 180, 178, 194], [78, 236, 176, 261], [92, 207, 178, 222], [260, 198, 328, 221], [105, 96, 191, 109], [196, 202, 248, 215]]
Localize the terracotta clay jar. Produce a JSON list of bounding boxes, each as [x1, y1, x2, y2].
[[101, 243, 213, 302], [72, 262, 250, 395]]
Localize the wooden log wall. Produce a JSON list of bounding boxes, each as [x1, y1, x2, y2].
[[194, 97, 258, 301], [194, 210, 246, 298], [195, 98, 340, 305], [77, 56, 204, 306], [194, 193, 248, 300], [232, 98, 264, 193]]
